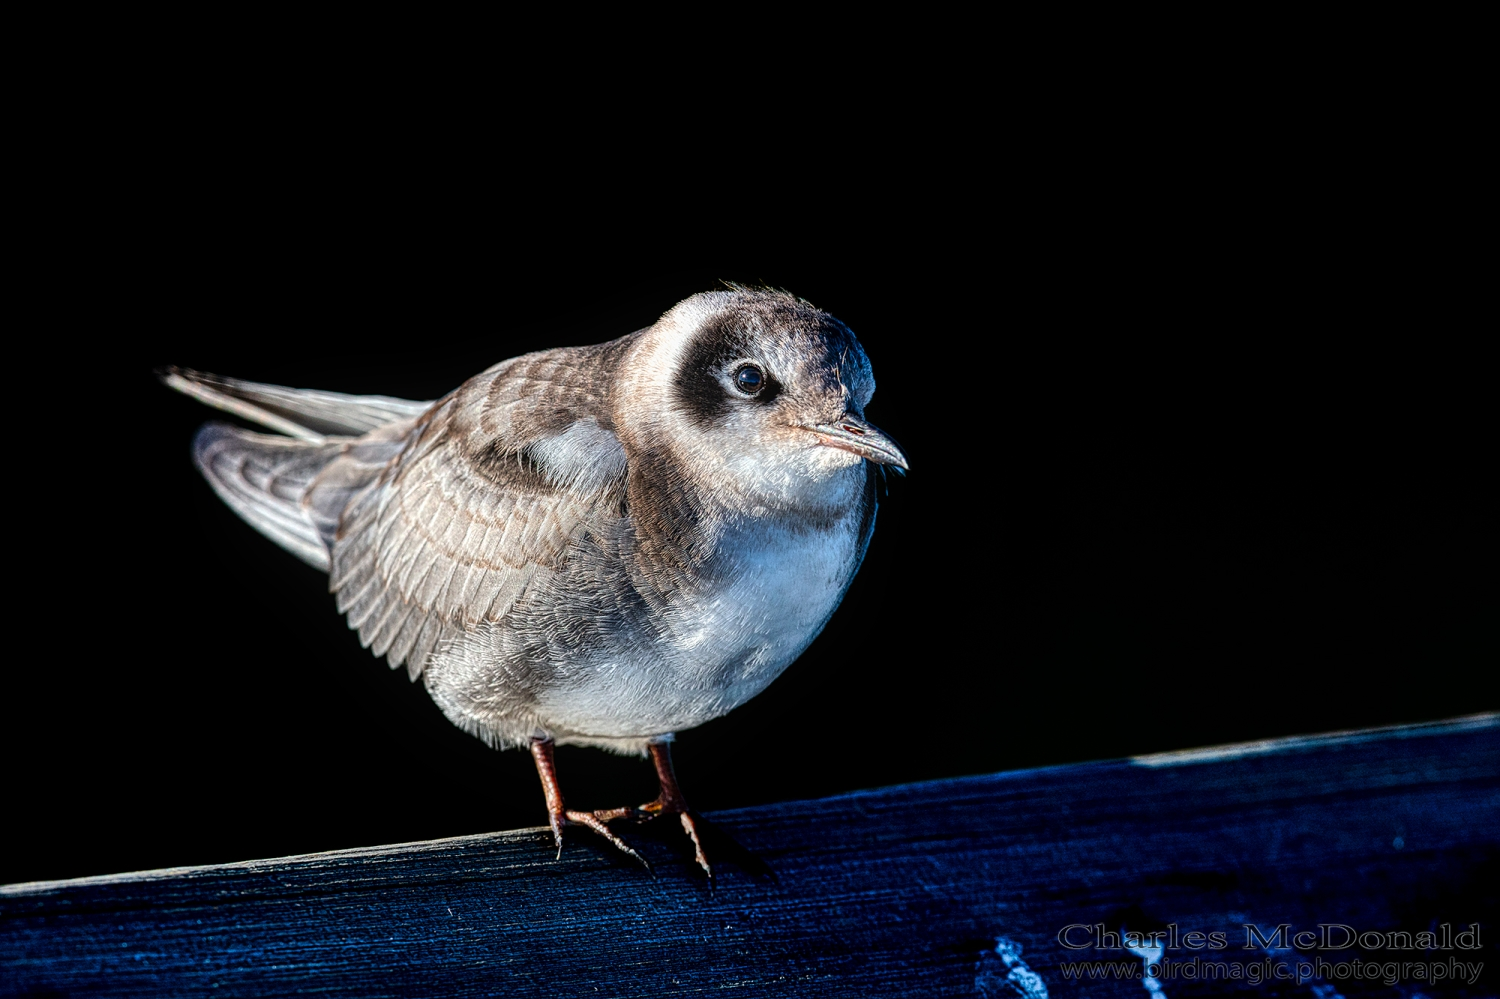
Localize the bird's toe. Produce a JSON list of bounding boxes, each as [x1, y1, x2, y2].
[[678, 811, 712, 878], [563, 810, 652, 872]]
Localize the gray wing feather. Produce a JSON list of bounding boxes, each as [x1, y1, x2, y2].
[[165, 368, 432, 440], [314, 344, 630, 680], [191, 424, 342, 570], [175, 346, 629, 681]]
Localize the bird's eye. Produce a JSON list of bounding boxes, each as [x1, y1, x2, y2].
[[733, 364, 765, 395]]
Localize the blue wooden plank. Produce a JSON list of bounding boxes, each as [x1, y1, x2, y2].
[[3, 715, 1496, 997]]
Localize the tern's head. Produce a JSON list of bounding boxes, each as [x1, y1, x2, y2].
[[629, 289, 907, 508]]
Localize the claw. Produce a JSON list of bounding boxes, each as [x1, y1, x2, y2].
[[566, 810, 652, 871], [531, 738, 652, 869], [679, 811, 712, 877], [584, 742, 713, 876], [529, 736, 710, 875]]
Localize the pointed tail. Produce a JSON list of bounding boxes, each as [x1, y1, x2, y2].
[[161, 367, 432, 441], [166, 369, 432, 571]]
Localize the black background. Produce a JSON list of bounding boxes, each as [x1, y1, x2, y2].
[[5, 91, 1491, 885]]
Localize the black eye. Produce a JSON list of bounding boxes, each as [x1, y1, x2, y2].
[[733, 364, 765, 395]]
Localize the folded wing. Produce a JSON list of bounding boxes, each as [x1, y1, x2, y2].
[[192, 424, 345, 570], [317, 344, 630, 679]]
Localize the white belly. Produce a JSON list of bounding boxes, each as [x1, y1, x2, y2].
[[536, 510, 865, 737]]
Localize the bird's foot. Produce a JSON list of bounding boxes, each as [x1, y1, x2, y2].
[[559, 809, 651, 870], [589, 742, 711, 877], [530, 738, 651, 871], [529, 737, 710, 876]]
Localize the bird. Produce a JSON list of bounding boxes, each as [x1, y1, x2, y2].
[[163, 288, 908, 875]]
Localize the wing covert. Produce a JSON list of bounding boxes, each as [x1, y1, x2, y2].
[[317, 345, 629, 679]]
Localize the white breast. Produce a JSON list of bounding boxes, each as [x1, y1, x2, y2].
[[536, 504, 867, 738]]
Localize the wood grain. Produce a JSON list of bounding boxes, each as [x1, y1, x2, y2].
[[4, 715, 1496, 997]]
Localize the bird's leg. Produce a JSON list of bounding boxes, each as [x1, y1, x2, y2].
[[647, 740, 712, 876], [528, 738, 649, 870], [590, 740, 711, 876]]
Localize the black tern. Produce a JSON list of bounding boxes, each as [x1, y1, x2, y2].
[[164, 289, 908, 874]]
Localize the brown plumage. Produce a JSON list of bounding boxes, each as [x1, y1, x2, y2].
[[167, 289, 907, 873]]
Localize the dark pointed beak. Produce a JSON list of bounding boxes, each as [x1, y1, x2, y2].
[[804, 414, 910, 470]]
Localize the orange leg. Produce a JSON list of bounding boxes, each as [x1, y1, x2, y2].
[[637, 741, 711, 877], [529, 738, 711, 876], [529, 738, 649, 870]]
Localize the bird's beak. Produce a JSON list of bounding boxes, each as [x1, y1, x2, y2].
[[804, 414, 910, 470]]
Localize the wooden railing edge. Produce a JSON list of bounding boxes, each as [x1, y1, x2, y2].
[[6, 711, 1494, 898]]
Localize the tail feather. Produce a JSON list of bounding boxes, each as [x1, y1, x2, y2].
[[163, 367, 432, 440], [192, 423, 343, 570]]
